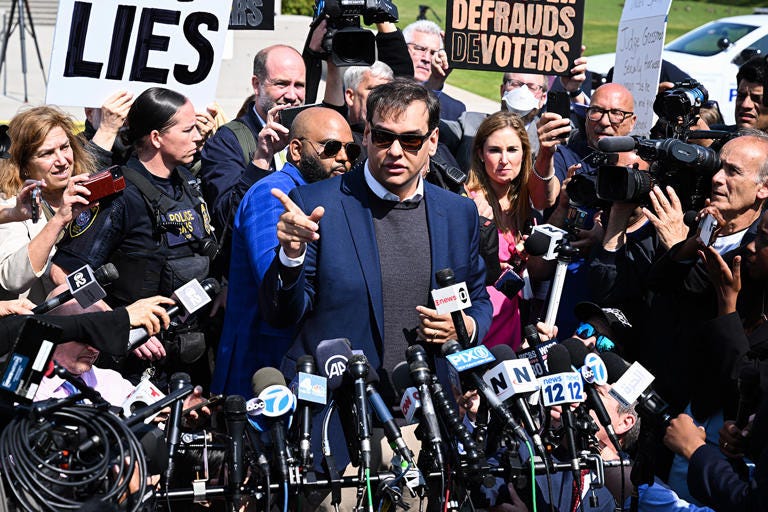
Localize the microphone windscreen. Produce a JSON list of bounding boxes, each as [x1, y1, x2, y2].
[[440, 339, 462, 357], [314, 338, 353, 390], [489, 344, 517, 362], [597, 136, 636, 153], [95, 263, 119, 284], [296, 354, 316, 374], [683, 210, 698, 227], [560, 338, 590, 368], [135, 424, 169, 475], [170, 372, 191, 387], [251, 367, 286, 396], [546, 344, 572, 374], [600, 351, 630, 384], [435, 268, 456, 287], [224, 394, 247, 415], [391, 361, 414, 395], [523, 230, 552, 257], [201, 277, 221, 296]]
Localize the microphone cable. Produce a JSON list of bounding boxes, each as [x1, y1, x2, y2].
[[0, 403, 147, 511]]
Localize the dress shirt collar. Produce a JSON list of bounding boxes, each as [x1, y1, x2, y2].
[[363, 161, 424, 204]]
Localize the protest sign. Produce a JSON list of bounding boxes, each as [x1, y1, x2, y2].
[[611, 0, 673, 136], [445, 0, 585, 75], [46, 0, 231, 109], [229, 0, 275, 30]]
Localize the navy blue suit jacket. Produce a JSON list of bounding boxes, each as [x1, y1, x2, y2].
[[261, 164, 492, 378]]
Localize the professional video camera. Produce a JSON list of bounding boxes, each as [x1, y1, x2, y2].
[[313, 0, 398, 66], [653, 79, 709, 136]]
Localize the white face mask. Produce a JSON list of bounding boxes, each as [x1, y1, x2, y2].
[[501, 87, 539, 118]]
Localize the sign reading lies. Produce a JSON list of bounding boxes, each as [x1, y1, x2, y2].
[[46, 0, 231, 108], [445, 0, 585, 75]]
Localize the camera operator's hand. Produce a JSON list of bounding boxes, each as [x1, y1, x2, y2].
[[664, 413, 706, 460], [719, 419, 751, 459], [0, 298, 35, 316], [308, 17, 329, 55], [570, 210, 604, 255], [699, 245, 741, 315], [252, 104, 291, 169], [642, 185, 688, 250]]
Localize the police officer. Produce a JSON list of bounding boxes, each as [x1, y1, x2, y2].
[[51, 87, 216, 386]]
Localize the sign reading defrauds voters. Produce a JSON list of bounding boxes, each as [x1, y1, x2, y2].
[[228, 0, 274, 30], [46, 0, 231, 108], [445, 0, 585, 75]]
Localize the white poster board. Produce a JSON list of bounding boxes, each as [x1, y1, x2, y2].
[[611, 0, 673, 136], [46, 0, 232, 109]]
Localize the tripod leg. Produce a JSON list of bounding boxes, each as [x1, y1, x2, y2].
[[0, 0, 18, 78], [21, 0, 45, 84]]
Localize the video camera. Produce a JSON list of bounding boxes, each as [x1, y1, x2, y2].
[[313, 0, 398, 66], [653, 79, 709, 136]]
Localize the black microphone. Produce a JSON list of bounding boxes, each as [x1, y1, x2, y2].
[[224, 395, 247, 507], [441, 340, 527, 441], [405, 346, 443, 457], [736, 365, 760, 429], [522, 323, 542, 348], [546, 344, 581, 480], [126, 278, 221, 352], [596, 136, 637, 153], [165, 372, 191, 485], [251, 367, 295, 484], [434, 268, 472, 348], [560, 338, 621, 452], [347, 354, 373, 471], [32, 263, 119, 314], [295, 354, 317, 468], [362, 357, 415, 466]]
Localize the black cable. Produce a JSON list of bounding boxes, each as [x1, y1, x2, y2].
[[0, 403, 146, 511]]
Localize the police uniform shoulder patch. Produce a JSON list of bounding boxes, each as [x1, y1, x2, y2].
[[69, 205, 99, 237]]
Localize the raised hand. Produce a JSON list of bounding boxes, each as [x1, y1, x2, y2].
[[272, 188, 325, 259]]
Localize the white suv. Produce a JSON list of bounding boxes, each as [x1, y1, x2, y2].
[[587, 11, 768, 124]]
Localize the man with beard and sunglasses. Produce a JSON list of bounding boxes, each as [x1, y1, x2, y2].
[[211, 107, 360, 397]]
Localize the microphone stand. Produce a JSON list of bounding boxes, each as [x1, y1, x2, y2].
[[543, 238, 579, 328]]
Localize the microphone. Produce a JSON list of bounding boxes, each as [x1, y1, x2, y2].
[[224, 395, 247, 508], [362, 357, 415, 466], [126, 277, 221, 352], [442, 340, 527, 441], [483, 345, 545, 458], [596, 136, 637, 153], [559, 339, 621, 452], [434, 268, 472, 348], [32, 263, 118, 314], [523, 225, 568, 261], [522, 323, 542, 348], [736, 365, 760, 429], [545, 344, 582, 479], [346, 354, 373, 471], [601, 351, 670, 424], [251, 367, 296, 484], [165, 372, 191, 485], [292, 354, 326, 468], [124, 383, 193, 427], [405, 346, 443, 454]]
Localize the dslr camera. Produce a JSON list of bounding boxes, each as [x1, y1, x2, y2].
[[314, 0, 398, 66]]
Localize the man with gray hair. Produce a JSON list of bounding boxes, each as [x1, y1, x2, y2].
[[402, 19, 466, 121], [342, 62, 394, 161]]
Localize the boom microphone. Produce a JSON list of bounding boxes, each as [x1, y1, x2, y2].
[[32, 263, 119, 314], [596, 136, 637, 153], [126, 278, 221, 352]]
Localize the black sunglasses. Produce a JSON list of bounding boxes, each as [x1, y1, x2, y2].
[[300, 138, 361, 162], [370, 127, 432, 151]]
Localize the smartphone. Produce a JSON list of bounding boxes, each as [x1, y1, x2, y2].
[[82, 166, 126, 203], [30, 185, 40, 223], [182, 393, 223, 416], [279, 103, 319, 129], [546, 91, 571, 120], [696, 213, 718, 246]]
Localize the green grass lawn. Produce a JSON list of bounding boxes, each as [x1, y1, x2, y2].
[[391, 0, 758, 100]]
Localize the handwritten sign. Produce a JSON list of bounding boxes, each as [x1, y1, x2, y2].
[[228, 0, 275, 30], [611, 0, 673, 136], [46, 0, 231, 109], [445, 0, 585, 75]]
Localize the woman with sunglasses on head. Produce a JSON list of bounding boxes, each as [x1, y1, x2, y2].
[[50, 87, 217, 384], [0, 107, 95, 303], [465, 111, 554, 349]]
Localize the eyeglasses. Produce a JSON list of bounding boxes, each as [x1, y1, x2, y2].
[[407, 43, 441, 57], [300, 138, 361, 162], [575, 322, 615, 353], [370, 127, 432, 152], [586, 107, 634, 125], [503, 78, 545, 93]]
